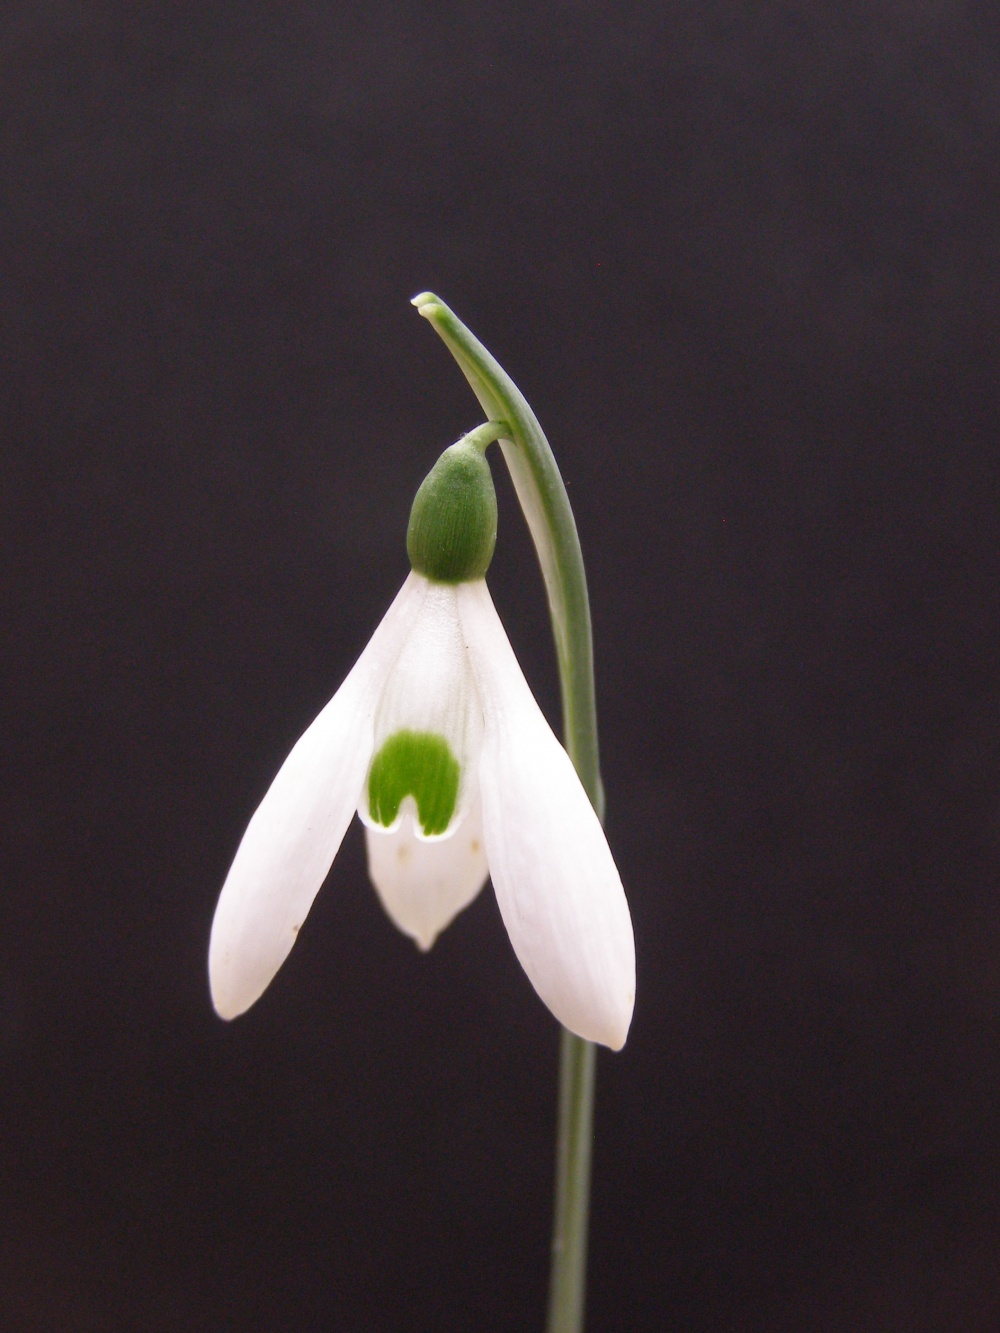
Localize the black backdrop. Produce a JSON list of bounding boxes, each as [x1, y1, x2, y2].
[[3, 3, 999, 1329]]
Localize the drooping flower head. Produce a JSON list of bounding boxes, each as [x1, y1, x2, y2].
[[209, 428, 635, 1049]]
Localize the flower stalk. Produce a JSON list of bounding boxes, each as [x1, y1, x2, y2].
[[411, 294, 603, 817], [413, 293, 606, 1333]]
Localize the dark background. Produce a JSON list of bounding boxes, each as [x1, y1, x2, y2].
[[2, 2, 999, 1329]]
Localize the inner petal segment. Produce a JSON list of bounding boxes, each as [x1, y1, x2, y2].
[[365, 796, 490, 950]]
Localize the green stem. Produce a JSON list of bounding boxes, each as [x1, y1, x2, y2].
[[414, 293, 602, 1333], [412, 292, 603, 817], [547, 1030, 596, 1333], [460, 419, 510, 454]]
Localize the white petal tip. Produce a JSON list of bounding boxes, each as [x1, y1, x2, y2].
[[566, 984, 634, 1051], [211, 997, 239, 1023], [208, 959, 260, 1022], [602, 1004, 635, 1053], [365, 811, 488, 955]]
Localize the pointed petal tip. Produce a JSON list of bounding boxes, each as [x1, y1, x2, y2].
[[601, 995, 635, 1053], [564, 978, 634, 1051], [365, 809, 488, 956], [208, 950, 259, 1022], [210, 994, 239, 1023], [208, 981, 242, 1023]]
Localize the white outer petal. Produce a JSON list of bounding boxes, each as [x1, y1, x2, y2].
[[208, 573, 429, 1019], [365, 795, 489, 950], [457, 580, 635, 1050]]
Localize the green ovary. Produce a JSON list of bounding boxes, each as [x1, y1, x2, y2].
[[367, 729, 460, 836]]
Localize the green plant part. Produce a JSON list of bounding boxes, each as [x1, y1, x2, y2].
[[406, 425, 503, 584], [367, 729, 461, 836]]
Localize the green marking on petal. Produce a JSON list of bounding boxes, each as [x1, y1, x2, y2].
[[367, 730, 460, 836]]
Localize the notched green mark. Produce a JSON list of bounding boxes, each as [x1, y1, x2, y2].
[[367, 729, 459, 836]]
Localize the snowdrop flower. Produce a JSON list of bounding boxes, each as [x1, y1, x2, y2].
[[209, 432, 635, 1049]]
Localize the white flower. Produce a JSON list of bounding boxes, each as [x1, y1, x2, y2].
[[208, 572, 636, 1049]]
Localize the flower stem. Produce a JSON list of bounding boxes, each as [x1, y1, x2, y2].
[[547, 1029, 596, 1333], [459, 419, 510, 454], [411, 293, 603, 813], [414, 292, 603, 1333]]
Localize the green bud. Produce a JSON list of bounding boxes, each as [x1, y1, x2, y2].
[[406, 437, 498, 583]]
